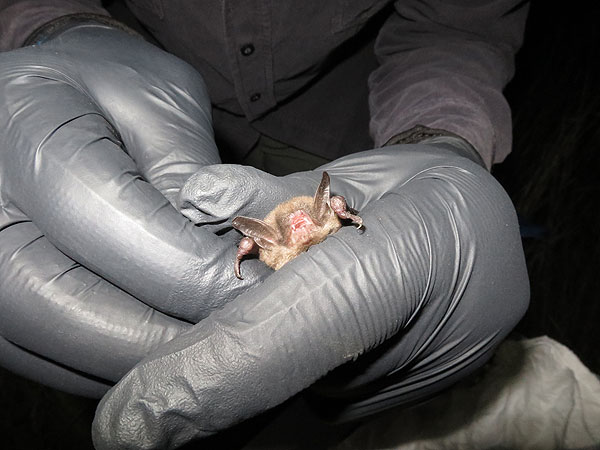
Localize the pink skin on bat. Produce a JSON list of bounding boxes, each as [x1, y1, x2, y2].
[[232, 171, 363, 279]]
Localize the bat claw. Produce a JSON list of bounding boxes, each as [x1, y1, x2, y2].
[[235, 259, 244, 280], [349, 214, 364, 231]]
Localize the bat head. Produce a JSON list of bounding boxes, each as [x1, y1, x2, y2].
[[232, 171, 361, 278]]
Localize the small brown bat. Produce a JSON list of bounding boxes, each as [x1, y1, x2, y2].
[[232, 171, 363, 279]]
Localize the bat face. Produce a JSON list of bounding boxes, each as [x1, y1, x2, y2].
[[232, 171, 362, 279]]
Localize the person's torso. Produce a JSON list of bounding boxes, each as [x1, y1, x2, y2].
[[124, 0, 393, 159]]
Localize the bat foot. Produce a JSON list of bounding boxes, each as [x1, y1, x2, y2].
[[234, 236, 259, 279], [330, 195, 363, 230]]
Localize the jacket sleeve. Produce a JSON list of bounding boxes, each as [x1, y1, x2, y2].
[[0, 0, 107, 51], [369, 0, 529, 168]]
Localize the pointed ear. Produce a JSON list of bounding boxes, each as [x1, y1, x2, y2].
[[232, 216, 282, 249], [312, 171, 331, 224]]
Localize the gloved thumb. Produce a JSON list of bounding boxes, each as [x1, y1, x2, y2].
[[178, 164, 321, 224]]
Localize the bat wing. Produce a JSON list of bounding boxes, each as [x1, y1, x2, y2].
[[312, 171, 331, 224], [232, 216, 282, 250]]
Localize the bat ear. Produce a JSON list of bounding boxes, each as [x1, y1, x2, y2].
[[312, 171, 331, 224], [232, 216, 282, 249]]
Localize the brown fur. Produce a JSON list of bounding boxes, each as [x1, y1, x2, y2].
[[259, 195, 342, 269], [232, 171, 362, 279]]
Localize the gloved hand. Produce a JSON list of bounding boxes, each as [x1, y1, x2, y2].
[[92, 142, 530, 449], [0, 22, 263, 396]]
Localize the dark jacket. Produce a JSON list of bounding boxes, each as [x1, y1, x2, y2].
[[0, 0, 529, 167]]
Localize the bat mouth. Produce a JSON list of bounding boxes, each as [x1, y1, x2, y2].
[[288, 210, 315, 244], [289, 210, 314, 231]]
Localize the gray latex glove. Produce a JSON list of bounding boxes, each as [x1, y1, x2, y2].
[[92, 142, 529, 449], [0, 22, 257, 396]]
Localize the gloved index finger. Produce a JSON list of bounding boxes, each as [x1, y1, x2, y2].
[[178, 165, 324, 225], [45, 25, 221, 205], [0, 55, 265, 322], [0, 219, 189, 386]]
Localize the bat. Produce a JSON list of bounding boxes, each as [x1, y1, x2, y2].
[[232, 171, 363, 279]]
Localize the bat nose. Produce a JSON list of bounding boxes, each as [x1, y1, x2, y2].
[[288, 210, 314, 232]]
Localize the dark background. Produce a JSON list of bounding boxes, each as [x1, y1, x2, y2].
[[497, 1, 600, 375], [1, 1, 599, 448]]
